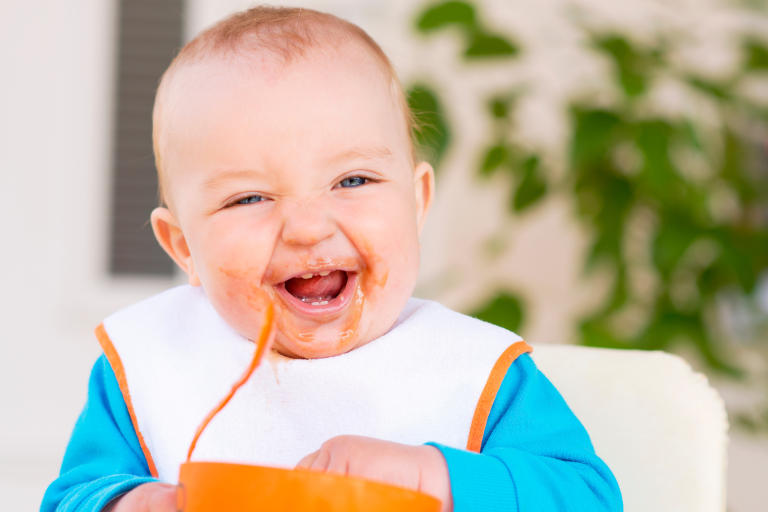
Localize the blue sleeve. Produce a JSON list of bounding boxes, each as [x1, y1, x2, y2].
[[41, 355, 158, 512], [429, 353, 622, 511]]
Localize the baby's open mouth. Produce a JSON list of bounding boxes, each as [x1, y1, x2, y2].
[[284, 270, 349, 306]]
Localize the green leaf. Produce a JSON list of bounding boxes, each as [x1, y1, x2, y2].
[[652, 213, 700, 278], [719, 127, 755, 202], [687, 77, 730, 100], [416, 1, 476, 32], [607, 265, 629, 312], [595, 36, 654, 97], [512, 156, 547, 211], [712, 229, 761, 293], [481, 144, 508, 176], [407, 84, 451, 171], [638, 306, 743, 377], [683, 120, 703, 152], [472, 292, 525, 332], [416, 2, 519, 62], [735, 413, 765, 433], [635, 120, 685, 198], [465, 31, 518, 59], [580, 318, 628, 349], [579, 174, 633, 266], [745, 39, 768, 70], [571, 109, 622, 171], [489, 98, 509, 119]]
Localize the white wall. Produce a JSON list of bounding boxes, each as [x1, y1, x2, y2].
[[0, 0, 183, 508], [0, 0, 765, 510]]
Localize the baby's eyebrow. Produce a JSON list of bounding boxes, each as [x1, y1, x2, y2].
[[325, 145, 394, 167], [202, 169, 269, 190]]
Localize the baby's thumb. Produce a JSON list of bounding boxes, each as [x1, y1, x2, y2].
[[296, 449, 321, 470], [148, 483, 177, 512]]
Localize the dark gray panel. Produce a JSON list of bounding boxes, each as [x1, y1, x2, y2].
[[109, 0, 183, 275]]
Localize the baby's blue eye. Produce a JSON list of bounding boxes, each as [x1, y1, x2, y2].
[[237, 195, 265, 205], [339, 177, 367, 188]]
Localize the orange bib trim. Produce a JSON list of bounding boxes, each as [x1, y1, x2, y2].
[[466, 341, 532, 453], [96, 323, 159, 478]]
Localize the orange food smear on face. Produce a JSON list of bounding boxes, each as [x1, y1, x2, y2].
[[360, 239, 388, 292], [215, 237, 390, 359], [332, 282, 365, 347], [275, 240, 389, 357], [272, 255, 368, 357], [372, 269, 388, 289]]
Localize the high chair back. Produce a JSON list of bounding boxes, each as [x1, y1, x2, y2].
[[529, 343, 729, 512]]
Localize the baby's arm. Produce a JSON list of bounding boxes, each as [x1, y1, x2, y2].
[[41, 356, 162, 512], [431, 353, 622, 511]]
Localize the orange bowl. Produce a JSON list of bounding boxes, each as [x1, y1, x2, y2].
[[177, 461, 442, 512]]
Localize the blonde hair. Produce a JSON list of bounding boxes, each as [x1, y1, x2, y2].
[[153, 5, 416, 208]]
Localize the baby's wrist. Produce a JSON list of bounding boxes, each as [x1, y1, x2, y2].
[[105, 482, 176, 512], [418, 445, 453, 512]]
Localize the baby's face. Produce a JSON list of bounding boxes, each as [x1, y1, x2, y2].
[[153, 46, 434, 358]]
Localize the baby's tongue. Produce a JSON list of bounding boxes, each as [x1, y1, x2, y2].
[[284, 270, 347, 301]]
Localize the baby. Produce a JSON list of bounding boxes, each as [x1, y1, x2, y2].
[[43, 7, 622, 512]]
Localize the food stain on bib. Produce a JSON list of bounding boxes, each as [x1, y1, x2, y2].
[[265, 349, 294, 385]]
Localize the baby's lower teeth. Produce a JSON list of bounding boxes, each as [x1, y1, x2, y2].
[[301, 294, 334, 304]]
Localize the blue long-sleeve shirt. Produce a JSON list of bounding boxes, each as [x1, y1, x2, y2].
[[42, 353, 622, 511]]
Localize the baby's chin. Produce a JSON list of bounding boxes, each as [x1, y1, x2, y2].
[[269, 303, 381, 359], [272, 330, 363, 359]]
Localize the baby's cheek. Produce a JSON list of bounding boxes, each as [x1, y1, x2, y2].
[[206, 265, 274, 340], [354, 235, 418, 341]]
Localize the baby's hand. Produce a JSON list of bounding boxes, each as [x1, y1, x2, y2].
[[296, 435, 453, 512], [103, 482, 176, 512]]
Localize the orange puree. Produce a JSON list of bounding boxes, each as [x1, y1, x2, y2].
[[187, 302, 275, 461], [274, 255, 367, 357], [215, 238, 389, 359]]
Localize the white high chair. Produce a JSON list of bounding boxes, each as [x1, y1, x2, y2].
[[529, 343, 729, 512]]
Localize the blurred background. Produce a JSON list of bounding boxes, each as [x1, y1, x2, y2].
[[1, 0, 767, 510]]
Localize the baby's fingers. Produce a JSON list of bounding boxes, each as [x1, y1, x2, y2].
[[296, 444, 336, 473], [309, 446, 332, 471], [298, 448, 333, 471], [296, 450, 320, 470]]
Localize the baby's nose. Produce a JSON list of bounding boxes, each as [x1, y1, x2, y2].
[[280, 202, 337, 246]]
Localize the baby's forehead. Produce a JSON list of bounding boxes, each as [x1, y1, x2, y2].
[[154, 21, 414, 208], [180, 40, 393, 101], [158, 45, 411, 203], [166, 45, 403, 148]]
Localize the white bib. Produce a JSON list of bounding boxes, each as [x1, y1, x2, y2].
[[98, 285, 523, 483]]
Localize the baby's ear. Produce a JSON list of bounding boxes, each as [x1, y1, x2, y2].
[[413, 161, 435, 234], [150, 207, 201, 286]]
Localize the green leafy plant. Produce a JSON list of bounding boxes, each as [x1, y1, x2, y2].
[[472, 292, 525, 332], [408, 0, 519, 174], [416, 1, 518, 58], [414, 1, 768, 424], [478, 94, 548, 213], [568, 35, 768, 377], [407, 84, 451, 172]]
